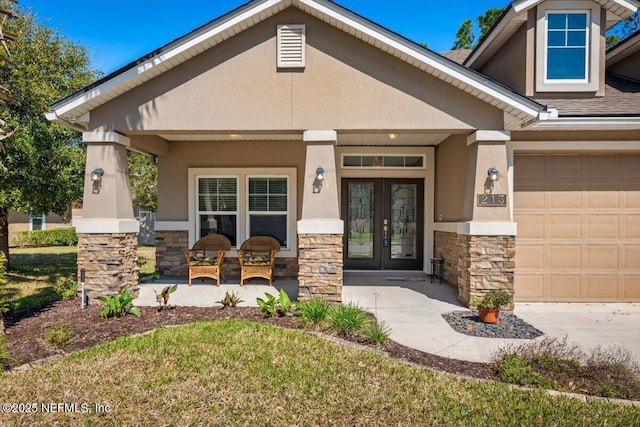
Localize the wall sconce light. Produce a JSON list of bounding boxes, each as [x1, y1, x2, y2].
[[313, 167, 324, 193], [487, 167, 499, 182], [91, 167, 104, 182], [91, 167, 104, 194]]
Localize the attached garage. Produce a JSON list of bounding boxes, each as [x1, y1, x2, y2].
[[514, 153, 640, 302]]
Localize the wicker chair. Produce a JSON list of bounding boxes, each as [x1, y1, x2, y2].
[[184, 234, 231, 286], [237, 236, 280, 286]]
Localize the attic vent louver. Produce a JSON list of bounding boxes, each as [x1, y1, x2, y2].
[[277, 24, 305, 68]]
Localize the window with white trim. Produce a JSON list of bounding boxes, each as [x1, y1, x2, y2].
[[197, 177, 238, 245], [248, 177, 288, 246], [191, 168, 296, 251], [545, 11, 588, 81]]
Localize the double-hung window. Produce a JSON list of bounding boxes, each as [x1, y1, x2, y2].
[[546, 11, 588, 81], [191, 168, 296, 253], [248, 177, 288, 246], [197, 177, 238, 246]]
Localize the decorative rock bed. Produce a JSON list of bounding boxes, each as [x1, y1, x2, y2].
[[442, 311, 544, 339]]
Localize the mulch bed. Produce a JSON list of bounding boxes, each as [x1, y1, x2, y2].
[[3, 300, 495, 380]]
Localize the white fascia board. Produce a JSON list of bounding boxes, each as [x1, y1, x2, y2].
[[508, 140, 640, 151], [530, 117, 640, 130], [50, 0, 287, 118], [514, 0, 638, 15], [464, 7, 517, 67], [297, 219, 344, 234], [300, 0, 543, 120]]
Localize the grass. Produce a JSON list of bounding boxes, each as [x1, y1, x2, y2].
[[0, 321, 637, 426], [4, 246, 157, 313]]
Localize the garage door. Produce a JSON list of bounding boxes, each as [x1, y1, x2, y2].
[[514, 154, 640, 302]]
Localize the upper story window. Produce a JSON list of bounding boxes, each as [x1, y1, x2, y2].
[[546, 12, 588, 81], [535, 2, 600, 93]]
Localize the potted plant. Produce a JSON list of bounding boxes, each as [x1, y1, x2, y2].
[[472, 290, 511, 324]]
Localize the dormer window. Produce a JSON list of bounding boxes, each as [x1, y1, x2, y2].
[[546, 12, 588, 81], [535, 1, 600, 93]]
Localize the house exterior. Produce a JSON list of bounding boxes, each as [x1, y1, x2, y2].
[[46, 0, 639, 305]]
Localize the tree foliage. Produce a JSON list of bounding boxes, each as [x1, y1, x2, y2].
[[452, 8, 504, 50], [607, 11, 639, 48], [0, 7, 98, 263], [128, 151, 157, 212]]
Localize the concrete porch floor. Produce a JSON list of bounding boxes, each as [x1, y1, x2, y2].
[[136, 274, 640, 364]]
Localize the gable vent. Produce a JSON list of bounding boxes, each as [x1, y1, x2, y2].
[[277, 24, 305, 68]]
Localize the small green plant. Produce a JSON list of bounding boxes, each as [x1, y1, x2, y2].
[[295, 299, 330, 325], [257, 292, 279, 317], [328, 303, 368, 334], [52, 276, 78, 301], [361, 320, 391, 345], [216, 291, 244, 308], [45, 326, 73, 348], [492, 353, 556, 389], [154, 284, 177, 310], [472, 290, 510, 309], [256, 289, 295, 317], [98, 290, 141, 319]]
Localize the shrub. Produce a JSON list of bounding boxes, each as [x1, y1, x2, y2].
[[12, 228, 77, 248], [52, 276, 78, 301], [45, 326, 72, 348], [361, 320, 391, 345], [296, 299, 330, 325], [216, 291, 244, 308], [98, 290, 141, 319], [493, 336, 640, 399], [328, 303, 368, 334], [0, 336, 11, 370], [256, 289, 295, 317], [471, 290, 510, 309]]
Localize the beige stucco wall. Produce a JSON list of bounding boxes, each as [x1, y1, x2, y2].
[[609, 49, 640, 82], [89, 8, 503, 134], [434, 135, 471, 222], [157, 140, 306, 221], [480, 24, 528, 94]]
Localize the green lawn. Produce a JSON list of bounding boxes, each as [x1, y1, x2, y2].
[[0, 321, 637, 426], [5, 246, 156, 312]]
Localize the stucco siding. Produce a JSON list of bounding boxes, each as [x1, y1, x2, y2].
[[90, 8, 503, 134], [480, 24, 528, 95], [609, 50, 640, 82], [434, 135, 470, 222], [157, 140, 305, 221]]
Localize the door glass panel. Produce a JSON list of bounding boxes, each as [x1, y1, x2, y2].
[[390, 184, 417, 260], [347, 183, 374, 259]]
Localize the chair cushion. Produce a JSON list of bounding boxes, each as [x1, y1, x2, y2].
[[242, 253, 271, 266], [189, 251, 218, 266]]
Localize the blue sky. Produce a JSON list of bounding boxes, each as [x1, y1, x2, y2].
[[21, 1, 508, 74]]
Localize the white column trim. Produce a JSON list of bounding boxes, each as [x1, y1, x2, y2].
[[467, 130, 511, 145], [297, 219, 344, 234], [303, 130, 337, 143], [433, 221, 517, 236], [155, 221, 190, 231], [75, 218, 139, 234], [82, 130, 131, 146]]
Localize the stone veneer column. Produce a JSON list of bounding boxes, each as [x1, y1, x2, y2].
[[438, 130, 517, 308], [297, 130, 343, 303], [76, 131, 139, 301]]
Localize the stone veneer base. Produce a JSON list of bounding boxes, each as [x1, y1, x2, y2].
[[77, 233, 139, 302], [298, 233, 343, 303], [435, 231, 515, 309]]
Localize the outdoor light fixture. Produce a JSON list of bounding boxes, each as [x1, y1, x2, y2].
[[487, 167, 499, 182], [389, 133, 398, 140], [91, 167, 105, 182], [313, 167, 325, 193]]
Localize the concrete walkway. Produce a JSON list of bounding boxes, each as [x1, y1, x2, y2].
[[136, 274, 640, 364]]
